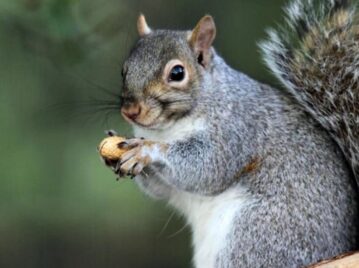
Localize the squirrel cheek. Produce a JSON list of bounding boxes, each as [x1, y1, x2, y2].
[[136, 103, 163, 126]]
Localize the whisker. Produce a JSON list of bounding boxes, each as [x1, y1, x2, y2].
[[40, 97, 122, 125], [157, 211, 177, 237], [166, 222, 188, 239], [80, 77, 122, 99]]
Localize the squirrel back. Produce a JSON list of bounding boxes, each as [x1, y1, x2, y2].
[[260, 0, 359, 182]]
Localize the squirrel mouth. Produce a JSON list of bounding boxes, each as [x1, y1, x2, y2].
[[121, 112, 161, 129]]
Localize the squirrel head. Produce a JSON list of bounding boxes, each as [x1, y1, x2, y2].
[[120, 14, 216, 130]]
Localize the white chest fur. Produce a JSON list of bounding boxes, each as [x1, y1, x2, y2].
[[132, 116, 251, 268], [170, 188, 251, 268]]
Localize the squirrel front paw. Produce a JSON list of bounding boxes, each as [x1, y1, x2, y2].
[[118, 138, 168, 177], [99, 132, 168, 178]]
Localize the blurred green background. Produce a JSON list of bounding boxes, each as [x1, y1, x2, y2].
[[0, 0, 285, 267]]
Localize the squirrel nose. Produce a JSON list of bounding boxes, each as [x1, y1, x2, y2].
[[121, 104, 141, 121]]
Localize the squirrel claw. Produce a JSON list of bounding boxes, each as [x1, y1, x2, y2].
[[105, 130, 118, 136]]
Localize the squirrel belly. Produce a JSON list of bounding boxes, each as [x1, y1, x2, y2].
[[133, 115, 255, 268], [169, 188, 253, 268], [134, 122, 252, 268]]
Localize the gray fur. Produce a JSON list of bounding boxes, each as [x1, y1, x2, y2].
[[117, 1, 359, 267]]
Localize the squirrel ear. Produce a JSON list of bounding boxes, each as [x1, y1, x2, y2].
[[137, 14, 152, 37], [189, 15, 216, 67]]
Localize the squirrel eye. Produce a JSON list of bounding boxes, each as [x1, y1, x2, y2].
[[169, 65, 185, 82]]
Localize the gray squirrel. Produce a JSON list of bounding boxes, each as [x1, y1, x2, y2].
[[101, 0, 359, 267]]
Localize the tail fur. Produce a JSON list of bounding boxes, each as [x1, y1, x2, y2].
[[260, 0, 359, 182]]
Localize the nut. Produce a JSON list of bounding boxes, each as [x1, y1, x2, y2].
[[98, 136, 128, 161]]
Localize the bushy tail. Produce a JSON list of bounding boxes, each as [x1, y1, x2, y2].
[[260, 0, 359, 182]]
